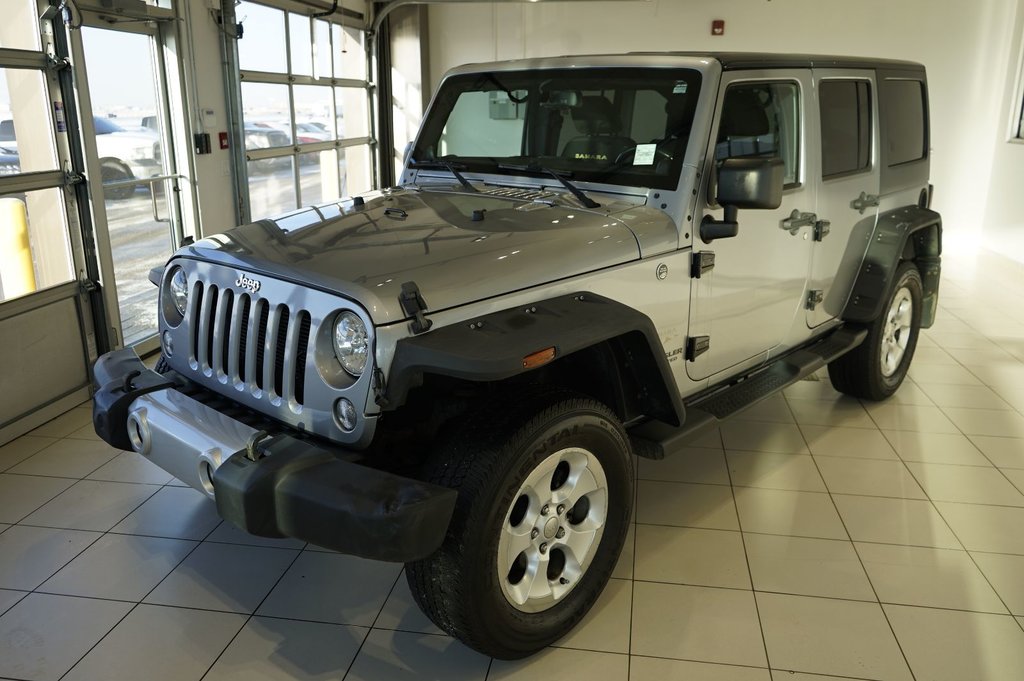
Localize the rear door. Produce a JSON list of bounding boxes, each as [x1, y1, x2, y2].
[[687, 70, 815, 381], [807, 70, 881, 327]]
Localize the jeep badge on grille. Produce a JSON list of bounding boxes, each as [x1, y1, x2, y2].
[[235, 273, 261, 293]]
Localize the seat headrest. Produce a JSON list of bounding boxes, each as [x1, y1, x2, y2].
[[571, 96, 623, 136], [719, 89, 770, 138]]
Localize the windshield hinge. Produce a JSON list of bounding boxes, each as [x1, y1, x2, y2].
[[690, 251, 715, 279], [813, 219, 831, 242], [64, 169, 84, 186], [806, 289, 824, 311], [399, 281, 433, 335]]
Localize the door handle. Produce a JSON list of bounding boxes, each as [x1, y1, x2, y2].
[[781, 209, 817, 235], [851, 191, 880, 214]]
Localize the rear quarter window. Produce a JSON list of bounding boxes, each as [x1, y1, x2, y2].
[[819, 80, 872, 178], [883, 79, 927, 165]]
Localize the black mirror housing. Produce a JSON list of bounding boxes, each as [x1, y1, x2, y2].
[[717, 157, 785, 209]]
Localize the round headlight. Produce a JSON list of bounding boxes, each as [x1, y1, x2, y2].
[[333, 311, 368, 376], [168, 267, 188, 316]]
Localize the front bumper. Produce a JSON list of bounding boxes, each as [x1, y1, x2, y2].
[[91, 348, 456, 562]]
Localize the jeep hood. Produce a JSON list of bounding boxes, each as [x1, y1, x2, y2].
[[184, 188, 647, 325]]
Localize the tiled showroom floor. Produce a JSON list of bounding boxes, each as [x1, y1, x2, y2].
[[2, 251, 1024, 681]]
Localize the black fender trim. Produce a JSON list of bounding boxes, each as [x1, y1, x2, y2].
[[842, 205, 942, 328], [382, 292, 685, 426]]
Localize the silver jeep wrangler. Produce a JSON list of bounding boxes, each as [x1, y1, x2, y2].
[[92, 52, 941, 659]]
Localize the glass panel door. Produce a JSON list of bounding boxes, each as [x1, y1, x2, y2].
[[79, 25, 182, 346]]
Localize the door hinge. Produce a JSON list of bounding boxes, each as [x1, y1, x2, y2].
[[686, 335, 710, 361], [813, 219, 831, 242], [46, 55, 72, 72], [690, 251, 715, 278], [806, 289, 824, 310], [851, 192, 880, 214]]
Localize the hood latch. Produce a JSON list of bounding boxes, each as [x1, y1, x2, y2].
[[399, 281, 433, 335]]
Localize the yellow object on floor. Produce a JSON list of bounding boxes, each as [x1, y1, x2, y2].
[[0, 197, 36, 299]]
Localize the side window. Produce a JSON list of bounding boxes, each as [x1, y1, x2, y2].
[[819, 80, 872, 178], [883, 79, 927, 165], [715, 82, 800, 186], [439, 90, 526, 157]]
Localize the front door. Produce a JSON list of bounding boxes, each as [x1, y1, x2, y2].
[[807, 70, 881, 328], [687, 70, 815, 381]]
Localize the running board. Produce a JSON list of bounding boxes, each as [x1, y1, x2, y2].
[[630, 326, 867, 459]]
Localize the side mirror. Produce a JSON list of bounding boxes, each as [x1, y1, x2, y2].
[[700, 157, 785, 243]]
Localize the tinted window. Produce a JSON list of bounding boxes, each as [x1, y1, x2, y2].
[[715, 82, 800, 186], [820, 80, 871, 178], [883, 79, 927, 165]]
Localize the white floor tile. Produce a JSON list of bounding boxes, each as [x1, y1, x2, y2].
[[726, 451, 826, 492], [734, 488, 846, 540], [743, 533, 874, 601], [22, 480, 157, 531], [0, 525, 99, 590], [935, 502, 1024, 554], [943, 407, 1024, 438], [0, 435, 59, 472], [494, 648, 628, 681], [635, 480, 739, 530], [815, 456, 926, 499], [0, 473, 75, 523], [63, 603, 246, 681], [905, 461, 1024, 505], [884, 604, 1024, 681], [800, 425, 898, 460], [345, 629, 489, 681], [832, 494, 960, 548], [634, 525, 750, 589], [968, 435, 1024, 468], [0, 593, 131, 681], [863, 403, 960, 433], [628, 656, 770, 681], [7, 438, 120, 478], [970, 551, 1024, 615], [757, 593, 912, 680], [204, 616, 366, 681], [719, 421, 809, 454], [786, 398, 875, 429], [554, 577, 631, 654], [637, 447, 730, 485], [883, 430, 993, 466], [111, 485, 220, 539], [856, 542, 1006, 613], [630, 582, 766, 667]]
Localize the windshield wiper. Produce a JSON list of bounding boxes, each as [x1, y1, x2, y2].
[[409, 159, 478, 193], [497, 163, 600, 209]]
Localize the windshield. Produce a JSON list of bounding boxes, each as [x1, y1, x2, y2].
[[412, 67, 702, 191]]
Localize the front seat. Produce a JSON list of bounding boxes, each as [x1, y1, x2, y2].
[[715, 88, 776, 161], [561, 96, 636, 163]]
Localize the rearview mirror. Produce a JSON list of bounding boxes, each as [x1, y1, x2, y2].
[[701, 157, 785, 243]]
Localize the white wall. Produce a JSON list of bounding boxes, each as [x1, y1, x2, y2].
[[981, 1, 1024, 260], [427, 0, 1024, 258]]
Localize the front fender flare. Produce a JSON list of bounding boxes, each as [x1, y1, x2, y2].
[[381, 292, 684, 426]]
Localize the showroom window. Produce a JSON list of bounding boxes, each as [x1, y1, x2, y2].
[[236, 1, 371, 220], [819, 79, 872, 179], [716, 81, 801, 187]]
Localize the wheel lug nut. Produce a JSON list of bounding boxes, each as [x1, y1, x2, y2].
[[556, 527, 565, 539], [556, 504, 565, 515], [531, 528, 539, 539], [539, 542, 548, 554], [541, 505, 550, 516]]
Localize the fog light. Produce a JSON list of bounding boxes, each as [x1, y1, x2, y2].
[[334, 398, 357, 432], [161, 330, 174, 357]]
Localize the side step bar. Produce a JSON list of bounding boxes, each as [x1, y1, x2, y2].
[[630, 326, 867, 459]]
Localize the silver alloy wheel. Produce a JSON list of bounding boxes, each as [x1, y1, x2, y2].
[[881, 286, 914, 377], [496, 446, 609, 613]]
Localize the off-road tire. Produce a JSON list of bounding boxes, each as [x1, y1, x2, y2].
[[405, 389, 633, 659], [829, 261, 923, 400]]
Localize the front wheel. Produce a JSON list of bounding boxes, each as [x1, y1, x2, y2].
[[829, 261, 923, 400], [405, 391, 633, 659]]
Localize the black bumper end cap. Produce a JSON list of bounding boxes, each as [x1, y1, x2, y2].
[[212, 438, 457, 563]]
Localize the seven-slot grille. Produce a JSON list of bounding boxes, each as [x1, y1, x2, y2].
[[189, 281, 311, 406]]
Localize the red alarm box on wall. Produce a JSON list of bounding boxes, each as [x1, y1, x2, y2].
[[712, 19, 725, 36]]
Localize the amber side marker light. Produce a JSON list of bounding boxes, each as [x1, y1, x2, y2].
[[523, 347, 556, 369]]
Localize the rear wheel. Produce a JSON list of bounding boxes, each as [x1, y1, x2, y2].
[[405, 390, 633, 659], [100, 158, 135, 200], [829, 261, 923, 400]]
